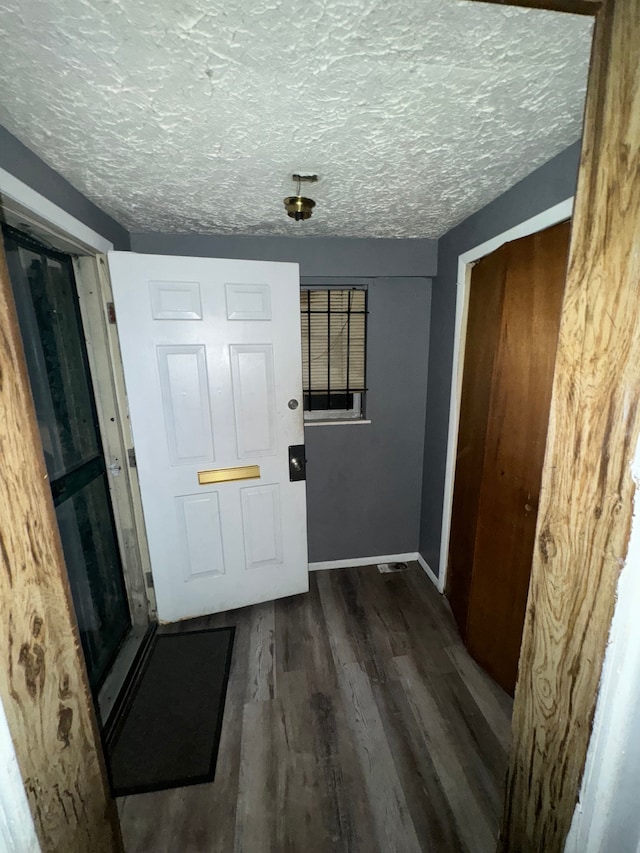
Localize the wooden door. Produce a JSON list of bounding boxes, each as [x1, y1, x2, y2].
[[447, 220, 571, 694], [447, 243, 508, 642]]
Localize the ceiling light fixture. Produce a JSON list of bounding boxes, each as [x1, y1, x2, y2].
[[284, 173, 317, 221]]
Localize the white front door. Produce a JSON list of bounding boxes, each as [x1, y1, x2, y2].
[[107, 252, 308, 622]]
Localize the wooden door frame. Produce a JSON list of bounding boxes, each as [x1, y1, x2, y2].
[[438, 196, 574, 591], [465, 0, 640, 850], [73, 255, 156, 624]]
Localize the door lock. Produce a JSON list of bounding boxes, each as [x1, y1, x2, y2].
[[288, 445, 306, 482]]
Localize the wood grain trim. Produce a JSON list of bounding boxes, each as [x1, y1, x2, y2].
[[0, 244, 123, 850], [464, 0, 600, 15], [500, 0, 640, 849]]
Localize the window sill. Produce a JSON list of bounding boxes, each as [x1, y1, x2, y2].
[[304, 419, 372, 427]]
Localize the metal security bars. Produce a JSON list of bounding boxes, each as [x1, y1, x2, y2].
[[300, 288, 367, 414]]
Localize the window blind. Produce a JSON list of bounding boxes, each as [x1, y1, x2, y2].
[[300, 289, 367, 405]]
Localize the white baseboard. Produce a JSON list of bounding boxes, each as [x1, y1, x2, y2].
[[308, 551, 442, 593], [416, 553, 442, 592], [309, 552, 419, 572]]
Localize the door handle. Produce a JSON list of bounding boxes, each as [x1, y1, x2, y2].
[[288, 445, 306, 482]]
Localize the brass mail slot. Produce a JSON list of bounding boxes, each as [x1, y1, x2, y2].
[[198, 465, 261, 485]]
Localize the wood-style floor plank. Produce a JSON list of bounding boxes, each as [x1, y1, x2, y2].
[[337, 660, 423, 853], [393, 655, 497, 853], [246, 602, 276, 703], [234, 699, 277, 853], [370, 675, 465, 852], [118, 564, 511, 852], [445, 645, 513, 753]]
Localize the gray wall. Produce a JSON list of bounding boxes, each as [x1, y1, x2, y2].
[[130, 232, 434, 562], [130, 233, 437, 278], [306, 277, 431, 562], [418, 140, 582, 574], [0, 124, 130, 250]]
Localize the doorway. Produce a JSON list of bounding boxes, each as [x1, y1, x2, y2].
[[2, 224, 131, 691], [446, 219, 571, 694]]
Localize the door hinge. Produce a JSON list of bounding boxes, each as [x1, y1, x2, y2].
[[106, 301, 116, 324], [127, 447, 137, 467]]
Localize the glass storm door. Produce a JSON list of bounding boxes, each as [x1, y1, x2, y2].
[[2, 225, 130, 691]]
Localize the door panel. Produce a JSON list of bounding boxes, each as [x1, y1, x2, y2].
[[225, 282, 271, 319], [176, 492, 226, 580], [230, 344, 277, 457], [108, 252, 308, 623], [448, 220, 571, 695], [241, 483, 283, 569], [157, 344, 215, 464], [150, 279, 202, 319]]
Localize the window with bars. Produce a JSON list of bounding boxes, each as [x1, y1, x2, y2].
[[300, 287, 368, 419]]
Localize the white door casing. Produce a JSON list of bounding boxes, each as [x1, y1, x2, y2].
[[107, 252, 308, 622]]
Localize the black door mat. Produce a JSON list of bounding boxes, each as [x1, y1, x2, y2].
[[105, 626, 235, 797]]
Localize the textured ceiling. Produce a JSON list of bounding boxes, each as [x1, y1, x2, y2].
[[0, 0, 592, 238]]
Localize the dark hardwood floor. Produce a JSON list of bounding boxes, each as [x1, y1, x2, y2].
[[118, 564, 512, 852]]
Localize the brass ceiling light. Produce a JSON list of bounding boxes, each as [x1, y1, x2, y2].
[[284, 173, 317, 221]]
